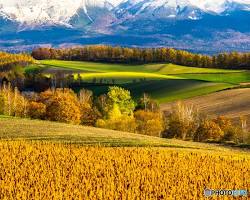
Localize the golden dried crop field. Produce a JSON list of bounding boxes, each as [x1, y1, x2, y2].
[[0, 141, 249, 200]]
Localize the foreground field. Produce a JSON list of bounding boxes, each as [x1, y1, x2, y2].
[[0, 141, 249, 199], [161, 88, 250, 129]]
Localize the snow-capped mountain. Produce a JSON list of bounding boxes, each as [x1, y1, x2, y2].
[[0, 0, 250, 53], [114, 0, 205, 20], [0, 0, 121, 26], [0, 0, 249, 26], [114, 0, 250, 21]]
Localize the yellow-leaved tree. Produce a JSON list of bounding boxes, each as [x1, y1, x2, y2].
[[96, 86, 137, 133], [0, 84, 28, 117]]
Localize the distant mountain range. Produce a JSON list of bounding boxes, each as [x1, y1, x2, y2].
[[0, 0, 250, 53]]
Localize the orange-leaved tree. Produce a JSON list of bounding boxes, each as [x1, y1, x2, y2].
[[39, 88, 81, 124]]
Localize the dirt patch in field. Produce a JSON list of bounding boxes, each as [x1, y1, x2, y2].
[[161, 88, 250, 129]]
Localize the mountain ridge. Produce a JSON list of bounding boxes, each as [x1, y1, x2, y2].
[[0, 0, 250, 53], [1, 0, 249, 26]]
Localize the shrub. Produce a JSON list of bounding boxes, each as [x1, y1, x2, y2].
[[96, 116, 137, 133], [222, 126, 242, 143]]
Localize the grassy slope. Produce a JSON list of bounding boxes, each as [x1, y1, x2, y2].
[[40, 60, 164, 73], [157, 64, 241, 74], [124, 80, 233, 103], [0, 116, 246, 152], [178, 72, 250, 84]]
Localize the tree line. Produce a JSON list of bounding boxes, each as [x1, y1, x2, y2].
[[0, 52, 35, 72], [0, 84, 249, 144], [32, 46, 250, 69]]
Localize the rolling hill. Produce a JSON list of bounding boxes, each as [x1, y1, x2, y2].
[[39, 60, 242, 74], [34, 60, 249, 102]]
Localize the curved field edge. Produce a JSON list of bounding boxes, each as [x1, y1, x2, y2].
[[0, 116, 246, 152]]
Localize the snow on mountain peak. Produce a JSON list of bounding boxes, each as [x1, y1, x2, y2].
[[119, 0, 250, 13], [190, 0, 250, 13], [0, 0, 249, 26], [0, 0, 122, 25]]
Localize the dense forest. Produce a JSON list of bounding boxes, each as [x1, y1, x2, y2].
[[32, 46, 250, 69]]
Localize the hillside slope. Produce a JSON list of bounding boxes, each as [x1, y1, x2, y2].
[[161, 88, 250, 128], [0, 116, 242, 151], [35, 60, 239, 102]]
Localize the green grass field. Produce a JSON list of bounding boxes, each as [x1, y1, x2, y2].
[[0, 116, 247, 151], [157, 64, 242, 74], [178, 72, 250, 84], [84, 80, 233, 103], [124, 81, 233, 103], [39, 60, 242, 74], [40, 60, 164, 73], [31, 60, 250, 103]]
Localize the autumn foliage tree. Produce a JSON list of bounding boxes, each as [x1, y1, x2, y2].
[[134, 110, 164, 136], [0, 52, 34, 71], [78, 89, 101, 126], [213, 116, 232, 132], [137, 93, 160, 112], [0, 84, 28, 117], [27, 101, 46, 119], [39, 89, 81, 124], [194, 120, 224, 142], [165, 101, 200, 140], [0, 81, 247, 144], [96, 86, 137, 133], [107, 86, 135, 117]]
